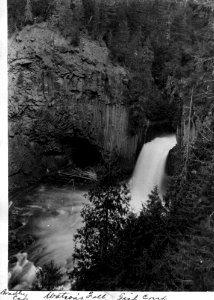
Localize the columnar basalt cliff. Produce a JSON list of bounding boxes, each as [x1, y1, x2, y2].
[[8, 23, 140, 191]]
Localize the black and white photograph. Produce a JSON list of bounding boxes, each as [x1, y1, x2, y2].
[[3, 0, 214, 295]]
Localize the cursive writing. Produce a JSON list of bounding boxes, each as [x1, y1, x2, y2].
[[1, 289, 167, 300], [0, 289, 29, 300], [117, 293, 167, 300], [44, 291, 107, 300], [44, 291, 167, 300]]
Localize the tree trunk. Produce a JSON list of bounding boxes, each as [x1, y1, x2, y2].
[[184, 87, 194, 177]]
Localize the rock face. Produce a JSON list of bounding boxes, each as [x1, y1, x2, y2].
[[8, 23, 140, 191]]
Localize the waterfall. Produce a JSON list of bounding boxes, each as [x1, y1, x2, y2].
[[130, 135, 177, 212]]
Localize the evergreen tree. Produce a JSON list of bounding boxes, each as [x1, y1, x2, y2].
[[8, 0, 26, 33], [8, 0, 214, 291], [110, 19, 130, 65], [71, 183, 130, 289], [70, 186, 171, 291], [25, 0, 33, 24], [33, 261, 63, 290]]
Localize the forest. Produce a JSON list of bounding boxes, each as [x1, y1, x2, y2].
[[8, 0, 214, 292]]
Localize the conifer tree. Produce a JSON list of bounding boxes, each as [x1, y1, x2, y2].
[[25, 0, 33, 24], [110, 19, 130, 64], [71, 183, 130, 289]]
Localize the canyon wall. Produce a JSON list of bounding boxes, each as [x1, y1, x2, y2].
[[8, 23, 140, 191]]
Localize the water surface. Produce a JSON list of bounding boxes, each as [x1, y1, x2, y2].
[[13, 184, 87, 272]]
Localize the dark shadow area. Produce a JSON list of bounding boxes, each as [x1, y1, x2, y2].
[[165, 145, 179, 176], [145, 122, 175, 143], [61, 136, 102, 167], [134, 121, 176, 163]]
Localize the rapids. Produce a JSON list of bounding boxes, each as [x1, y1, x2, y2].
[[9, 134, 176, 289], [9, 184, 88, 289]]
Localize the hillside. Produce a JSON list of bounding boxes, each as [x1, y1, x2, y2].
[[8, 0, 214, 291]]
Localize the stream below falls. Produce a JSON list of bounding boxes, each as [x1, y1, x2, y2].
[[9, 184, 88, 289], [9, 134, 176, 290]]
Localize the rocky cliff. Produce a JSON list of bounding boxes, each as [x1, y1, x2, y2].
[[8, 23, 140, 191]]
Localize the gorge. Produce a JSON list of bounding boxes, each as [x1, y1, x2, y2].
[[8, 133, 176, 290], [8, 23, 140, 193], [8, 0, 214, 292], [8, 14, 176, 291]]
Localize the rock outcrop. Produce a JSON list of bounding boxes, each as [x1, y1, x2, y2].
[[8, 23, 140, 191]]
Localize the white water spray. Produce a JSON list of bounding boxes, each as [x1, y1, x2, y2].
[[130, 135, 177, 212]]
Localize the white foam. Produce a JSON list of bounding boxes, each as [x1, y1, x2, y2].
[[130, 135, 176, 212]]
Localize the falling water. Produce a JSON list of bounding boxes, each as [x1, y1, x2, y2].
[[130, 135, 177, 212], [9, 135, 176, 289]]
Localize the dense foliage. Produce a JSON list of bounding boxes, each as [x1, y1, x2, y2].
[[9, 0, 214, 135], [71, 183, 130, 289], [33, 261, 64, 290], [71, 118, 214, 290], [8, 0, 53, 31], [8, 0, 214, 133], [69, 1, 214, 290], [8, 0, 214, 291]]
